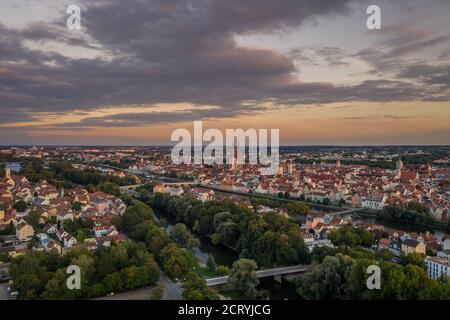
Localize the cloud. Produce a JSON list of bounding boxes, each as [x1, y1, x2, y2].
[[34, 105, 265, 130], [354, 19, 450, 101], [0, 0, 449, 134], [289, 45, 349, 67]]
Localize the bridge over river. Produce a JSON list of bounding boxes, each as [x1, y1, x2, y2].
[[327, 207, 368, 216], [205, 265, 310, 287]]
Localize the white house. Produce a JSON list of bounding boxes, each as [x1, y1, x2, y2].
[[94, 224, 118, 238], [63, 235, 77, 247], [362, 194, 387, 210], [426, 256, 450, 280], [57, 211, 74, 222], [442, 235, 450, 251]]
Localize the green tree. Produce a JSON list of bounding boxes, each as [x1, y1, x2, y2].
[[216, 265, 230, 275], [213, 211, 233, 229], [210, 233, 220, 245], [71, 254, 95, 282], [206, 254, 217, 272], [160, 243, 191, 279], [183, 272, 218, 300], [400, 252, 426, 269], [192, 220, 200, 233], [99, 182, 120, 196], [76, 230, 86, 243], [216, 221, 238, 247], [287, 202, 310, 216], [296, 254, 353, 300], [329, 226, 375, 248], [72, 201, 82, 212], [150, 284, 164, 300], [171, 223, 200, 249], [25, 210, 41, 228], [375, 248, 394, 262], [104, 272, 123, 292], [41, 268, 78, 299], [226, 258, 259, 299], [13, 200, 27, 212]]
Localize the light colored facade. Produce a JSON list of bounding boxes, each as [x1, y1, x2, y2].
[[16, 222, 34, 241], [402, 239, 426, 255], [362, 195, 387, 210], [426, 256, 450, 280], [443, 237, 450, 251]]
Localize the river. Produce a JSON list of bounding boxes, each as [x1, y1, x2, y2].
[[153, 208, 301, 299], [350, 214, 445, 240]]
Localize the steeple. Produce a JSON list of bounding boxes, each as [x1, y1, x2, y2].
[[396, 158, 403, 172], [5, 167, 11, 179], [230, 144, 238, 172]]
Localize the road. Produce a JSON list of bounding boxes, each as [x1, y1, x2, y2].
[[97, 285, 156, 300], [97, 268, 183, 300], [206, 265, 310, 286], [328, 207, 367, 216], [0, 283, 9, 300], [161, 273, 183, 300]]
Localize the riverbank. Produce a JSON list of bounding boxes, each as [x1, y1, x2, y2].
[[196, 184, 342, 212], [353, 209, 447, 239], [153, 207, 302, 299]]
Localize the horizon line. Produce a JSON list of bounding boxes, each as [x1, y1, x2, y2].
[[0, 144, 449, 148]]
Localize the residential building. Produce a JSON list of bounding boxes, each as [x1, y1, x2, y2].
[[389, 240, 402, 256], [15, 221, 34, 241], [402, 239, 426, 255], [426, 256, 450, 280]]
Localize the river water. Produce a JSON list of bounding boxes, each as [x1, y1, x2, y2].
[[153, 208, 301, 299], [350, 214, 445, 240], [153, 205, 447, 300]]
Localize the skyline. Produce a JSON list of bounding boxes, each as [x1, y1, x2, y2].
[[0, 0, 449, 145]]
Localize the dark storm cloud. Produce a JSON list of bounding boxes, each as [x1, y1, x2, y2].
[[33, 105, 264, 130], [19, 22, 101, 49], [0, 109, 38, 123], [0, 0, 449, 128], [398, 64, 450, 87], [354, 20, 450, 102], [288, 46, 349, 67]]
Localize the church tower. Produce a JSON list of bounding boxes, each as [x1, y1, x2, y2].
[[287, 159, 293, 174], [5, 168, 11, 179], [396, 158, 403, 172], [231, 146, 238, 172]]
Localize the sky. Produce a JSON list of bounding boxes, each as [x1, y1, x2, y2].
[[0, 0, 449, 146]]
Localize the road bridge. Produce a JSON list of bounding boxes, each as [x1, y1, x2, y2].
[[327, 207, 367, 216], [205, 265, 310, 287]]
